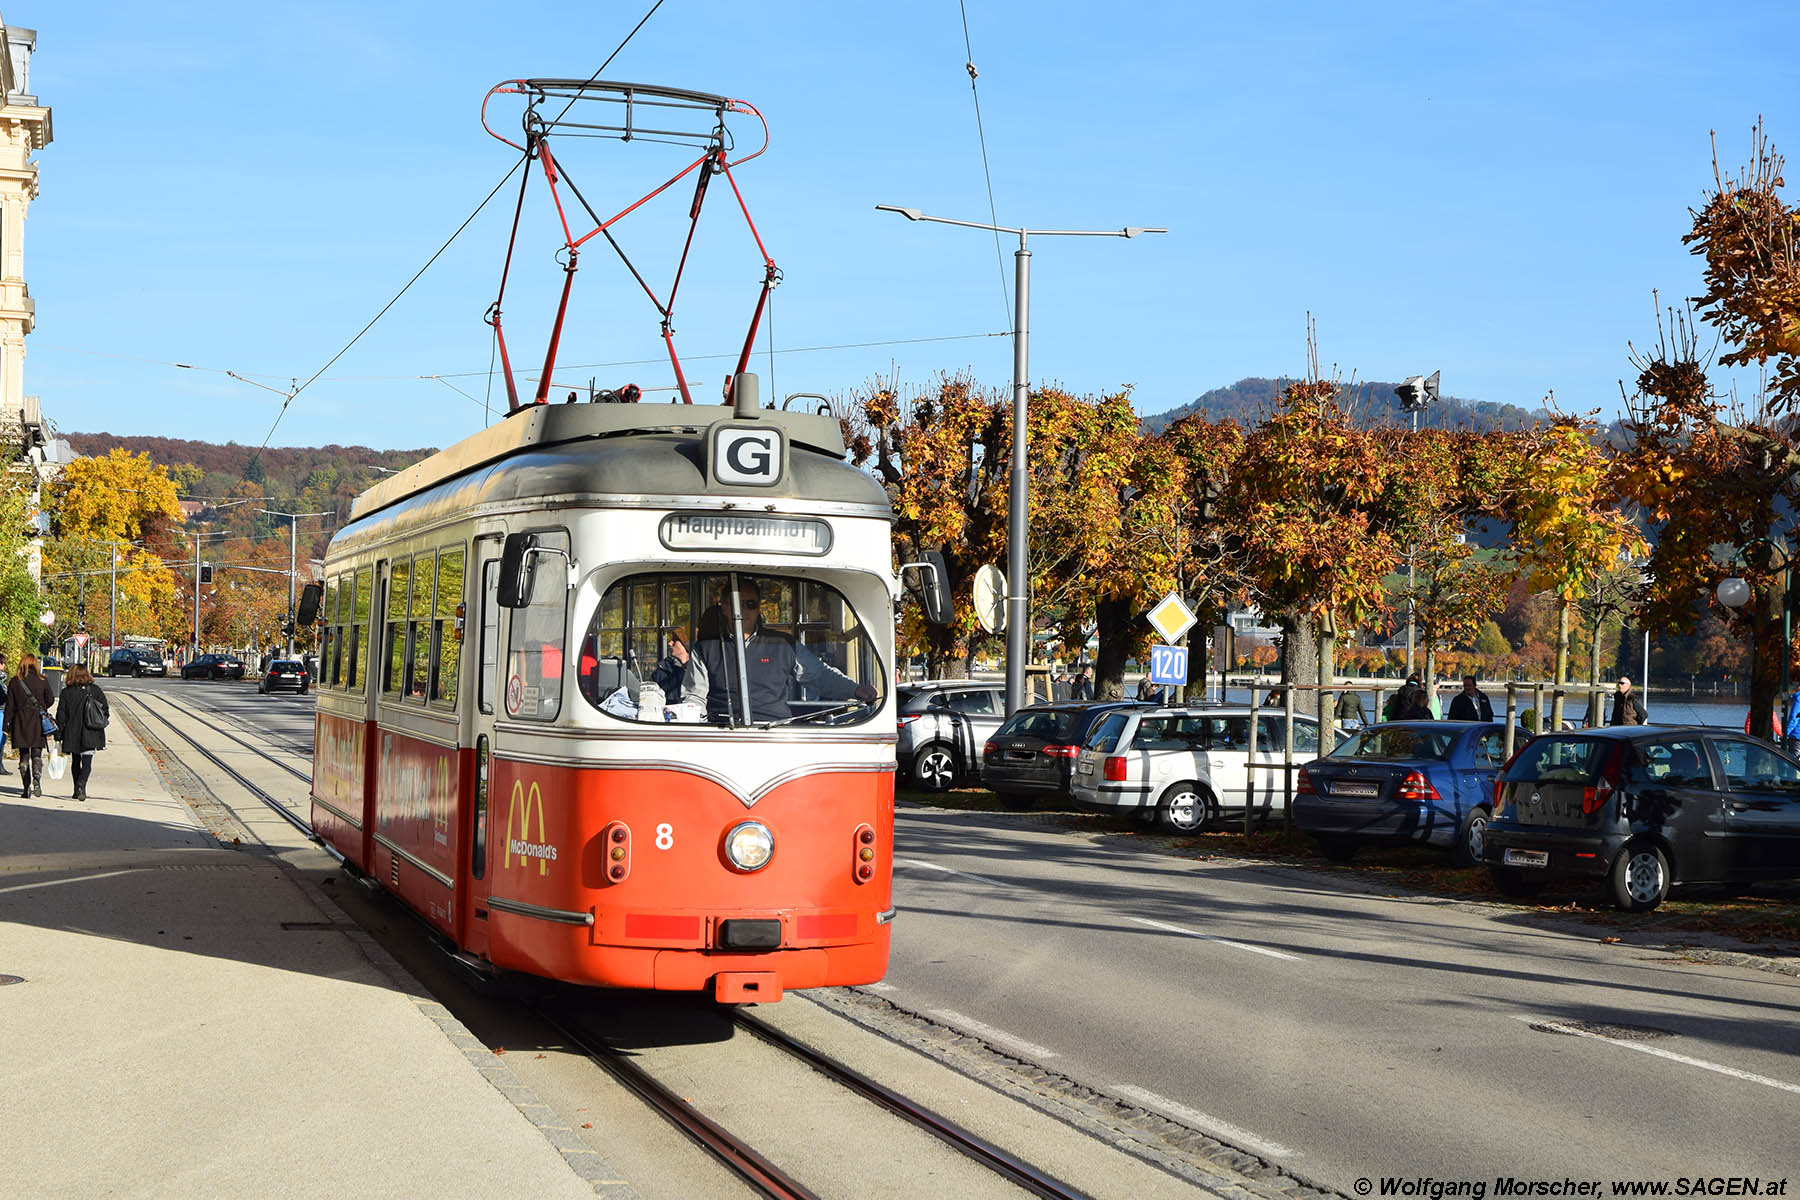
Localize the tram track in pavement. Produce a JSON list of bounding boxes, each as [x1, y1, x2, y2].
[[114, 691, 314, 838], [542, 1002, 1092, 1200]]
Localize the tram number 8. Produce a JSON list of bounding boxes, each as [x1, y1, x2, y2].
[[655, 823, 674, 850]]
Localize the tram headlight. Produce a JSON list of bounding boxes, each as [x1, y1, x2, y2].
[[723, 821, 775, 872]]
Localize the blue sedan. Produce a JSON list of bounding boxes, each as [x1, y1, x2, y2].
[[1295, 721, 1519, 865]]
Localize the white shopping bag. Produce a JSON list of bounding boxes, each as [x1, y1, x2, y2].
[[46, 750, 67, 781]]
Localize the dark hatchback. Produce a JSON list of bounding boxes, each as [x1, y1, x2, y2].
[[258, 659, 311, 694], [108, 648, 168, 677], [982, 701, 1150, 804], [1296, 721, 1518, 865], [182, 653, 246, 681], [1486, 726, 1800, 911]]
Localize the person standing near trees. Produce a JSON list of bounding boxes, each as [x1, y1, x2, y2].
[[1447, 675, 1494, 722], [55, 664, 108, 802], [1609, 676, 1647, 726], [4, 653, 53, 797]]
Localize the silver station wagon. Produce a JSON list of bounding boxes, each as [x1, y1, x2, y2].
[[1072, 706, 1323, 832]]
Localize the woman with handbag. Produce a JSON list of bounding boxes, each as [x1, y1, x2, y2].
[[4, 653, 53, 797], [55, 664, 108, 801]]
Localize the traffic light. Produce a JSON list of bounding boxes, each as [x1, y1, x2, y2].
[[1394, 370, 1441, 412], [199, 563, 213, 584]]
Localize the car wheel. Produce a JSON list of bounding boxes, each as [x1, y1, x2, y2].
[[1489, 866, 1548, 900], [1317, 837, 1357, 863], [911, 745, 957, 792], [1455, 806, 1491, 868], [1609, 842, 1670, 912], [1158, 782, 1215, 834]]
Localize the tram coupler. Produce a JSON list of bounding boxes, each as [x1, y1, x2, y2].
[[713, 971, 781, 1005]]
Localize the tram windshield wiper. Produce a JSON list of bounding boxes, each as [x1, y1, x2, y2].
[[759, 700, 869, 729]]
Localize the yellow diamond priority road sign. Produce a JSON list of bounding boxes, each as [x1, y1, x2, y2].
[[1147, 593, 1198, 644]]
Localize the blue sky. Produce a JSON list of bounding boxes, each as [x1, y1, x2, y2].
[[22, 1, 1799, 450]]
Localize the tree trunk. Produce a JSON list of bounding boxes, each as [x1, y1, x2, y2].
[[1317, 621, 1338, 754], [1550, 596, 1571, 730], [1094, 594, 1135, 701], [1284, 612, 1318, 690], [1587, 615, 1604, 728]]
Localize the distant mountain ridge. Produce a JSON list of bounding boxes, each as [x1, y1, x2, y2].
[[1142, 377, 1553, 434]]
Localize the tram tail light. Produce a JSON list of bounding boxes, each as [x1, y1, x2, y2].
[[852, 823, 877, 884], [602, 821, 631, 883]]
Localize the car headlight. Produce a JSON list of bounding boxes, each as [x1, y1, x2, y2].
[[723, 821, 774, 872]]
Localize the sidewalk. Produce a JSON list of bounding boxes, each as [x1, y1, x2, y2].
[[0, 716, 627, 1199]]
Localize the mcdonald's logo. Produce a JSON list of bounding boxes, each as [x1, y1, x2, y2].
[[503, 780, 558, 875]]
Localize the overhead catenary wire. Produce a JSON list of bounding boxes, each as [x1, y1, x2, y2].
[[958, 0, 1012, 328], [251, 0, 668, 452]]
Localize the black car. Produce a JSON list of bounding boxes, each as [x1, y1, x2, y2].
[[982, 701, 1151, 804], [109, 648, 168, 678], [257, 659, 311, 694], [1485, 726, 1800, 911], [182, 653, 246, 681]]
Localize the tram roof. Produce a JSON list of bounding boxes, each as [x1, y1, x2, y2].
[[343, 401, 888, 529]]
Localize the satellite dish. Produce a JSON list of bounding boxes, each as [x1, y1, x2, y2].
[[973, 564, 1006, 634]]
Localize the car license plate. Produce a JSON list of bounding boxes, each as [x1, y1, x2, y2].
[[1503, 849, 1549, 868], [1078, 761, 1094, 775], [1332, 782, 1380, 798]]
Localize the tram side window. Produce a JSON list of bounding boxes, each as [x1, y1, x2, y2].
[[431, 547, 464, 706], [320, 576, 339, 691], [349, 566, 371, 691], [478, 560, 499, 715], [503, 530, 569, 721], [385, 559, 410, 697], [408, 551, 434, 700]]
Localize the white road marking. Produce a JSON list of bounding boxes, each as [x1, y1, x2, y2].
[[1130, 916, 1300, 961], [897, 858, 1005, 887], [1111, 1083, 1298, 1159], [1515, 1016, 1800, 1095], [0, 868, 146, 895], [929, 1008, 1059, 1059]]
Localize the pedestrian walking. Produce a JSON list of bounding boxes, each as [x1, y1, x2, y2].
[[4, 653, 54, 797], [1334, 688, 1366, 729], [0, 651, 10, 775], [1446, 675, 1494, 722], [1070, 665, 1094, 702], [1608, 676, 1648, 726], [54, 664, 108, 802], [1784, 692, 1800, 756]]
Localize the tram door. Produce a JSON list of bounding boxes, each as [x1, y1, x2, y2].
[[462, 538, 504, 957]]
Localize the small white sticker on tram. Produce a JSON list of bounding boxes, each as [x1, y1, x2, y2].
[[1109, 1084, 1298, 1159], [929, 1009, 1059, 1060], [1512, 1015, 1800, 1095], [1129, 916, 1300, 961], [897, 858, 1005, 887]]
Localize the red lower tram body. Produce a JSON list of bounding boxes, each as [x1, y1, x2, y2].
[[312, 711, 894, 1002]]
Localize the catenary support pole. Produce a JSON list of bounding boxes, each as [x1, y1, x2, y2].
[[1006, 235, 1031, 718]]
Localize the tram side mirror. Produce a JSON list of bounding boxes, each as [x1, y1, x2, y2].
[[296, 583, 322, 627], [901, 551, 952, 626], [498, 533, 539, 609]]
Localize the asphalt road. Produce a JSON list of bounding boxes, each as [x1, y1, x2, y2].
[[120, 675, 1800, 1195]]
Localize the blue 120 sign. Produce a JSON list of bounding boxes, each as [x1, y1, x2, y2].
[[1148, 644, 1188, 687]]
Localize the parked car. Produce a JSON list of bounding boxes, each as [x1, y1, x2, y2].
[[897, 680, 1008, 791], [182, 653, 246, 681], [257, 659, 311, 694], [108, 648, 168, 678], [1485, 726, 1800, 911], [1296, 721, 1518, 865], [1071, 705, 1325, 833], [982, 701, 1151, 804]]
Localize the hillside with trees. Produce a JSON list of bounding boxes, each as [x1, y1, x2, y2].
[[1142, 377, 1553, 435]]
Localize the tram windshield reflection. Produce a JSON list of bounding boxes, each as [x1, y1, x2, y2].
[[579, 571, 886, 727]]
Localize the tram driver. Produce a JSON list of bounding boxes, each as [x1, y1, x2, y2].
[[683, 577, 876, 723]]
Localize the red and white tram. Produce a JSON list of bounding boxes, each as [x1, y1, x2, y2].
[[305, 387, 944, 1002]]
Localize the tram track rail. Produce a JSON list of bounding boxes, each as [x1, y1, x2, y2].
[[543, 1003, 1091, 1200], [116, 691, 314, 839]]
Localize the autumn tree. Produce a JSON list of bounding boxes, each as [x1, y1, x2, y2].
[[41, 450, 185, 646], [1618, 122, 1800, 736], [1505, 416, 1643, 728]]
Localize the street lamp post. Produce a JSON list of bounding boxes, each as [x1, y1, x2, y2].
[[875, 205, 1167, 715], [259, 509, 334, 658], [1394, 371, 1441, 678]]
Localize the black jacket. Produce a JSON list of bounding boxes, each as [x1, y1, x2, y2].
[[4, 673, 52, 751], [56, 681, 109, 755], [1447, 690, 1493, 722], [1610, 691, 1647, 725]]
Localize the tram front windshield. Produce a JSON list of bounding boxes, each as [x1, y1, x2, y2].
[[579, 571, 886, 728]]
